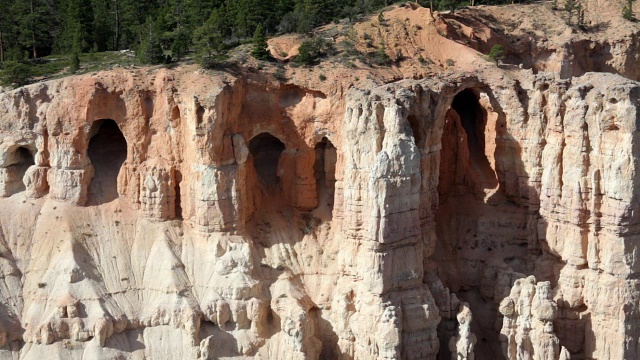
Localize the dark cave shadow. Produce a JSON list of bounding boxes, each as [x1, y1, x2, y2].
[[86, 119, 127, 206], [424, 80, 572, 360]]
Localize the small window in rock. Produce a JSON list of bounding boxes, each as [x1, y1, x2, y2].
[[249, 133, 285, 190], [8, 147, 35, 193]]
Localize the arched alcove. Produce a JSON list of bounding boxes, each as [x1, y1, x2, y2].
[[87, 119, 127, 205], [314, 137, 336, 219], [6, 146, 35, 194], [249, 133, 285, 191], [450, 88, 498, 191], [435, 87, 528, 359]]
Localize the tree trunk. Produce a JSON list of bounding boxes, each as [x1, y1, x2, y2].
[[114, 0, 120, 50], [32, 35, 38, 59], [0, 31, 4, 63], [30, 0, 37, 59]]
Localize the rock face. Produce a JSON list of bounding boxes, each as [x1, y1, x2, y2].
[[449, 302, 476, 360], [1, 4, 640, 360]]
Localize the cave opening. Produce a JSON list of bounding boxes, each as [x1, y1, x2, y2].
[[435, 88, 528, 359], [314, 137, 337, 219], [87, 119, 127, 205], [451, 88, 498, 192], [249, 133, 285, 191], [8, 147, 35, 193], [14, 147, 34, 167]]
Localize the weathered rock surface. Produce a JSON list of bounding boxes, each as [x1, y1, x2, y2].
[[2, 2, 640, 360]]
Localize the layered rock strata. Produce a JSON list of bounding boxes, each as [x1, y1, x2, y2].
[[0, 58, 639, 360]]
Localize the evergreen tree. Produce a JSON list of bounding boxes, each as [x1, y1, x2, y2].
[[14, 0, 52, 59], [251, 24, 271, 60], [296, 0, 320, 33], [60, 0, 95, 52], [92, 0, 113, 51], [0, 0, 526, 69], [0, 0, 15, 62], [70, 26, 81, 73], [192, 9, 226, 68], [160, 0, 192, 60], [137, 18, 164, 64]]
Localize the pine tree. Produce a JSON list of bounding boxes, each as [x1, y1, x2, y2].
[[192, 9, 226, 68], [295, 0, 319, 33], [373, 39, 390, 66], [92, 0, 113, 51], [60, 0, 95, 52], [251, 24, 271, 60], [69, 25, 81, 73], [14, 0, 52, 59], [0, 0, 14, 62], [160, 0, 192, 61], [137, 18, 164, 64]]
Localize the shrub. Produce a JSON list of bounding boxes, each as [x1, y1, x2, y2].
[[445, 58, 455, 67], [0, 61, 33, 87], [294, 37, 334, 65], [378, 12, 387, 25], [623, 0, 634, 21], [488, 44, 506, 65], [274, 68, 287, 82], [300, 213, 320, 235], [370, 40, 391, 66], [319, 74, 327, 81]]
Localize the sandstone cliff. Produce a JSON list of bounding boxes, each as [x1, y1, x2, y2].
[[1, 2, 640, 360]]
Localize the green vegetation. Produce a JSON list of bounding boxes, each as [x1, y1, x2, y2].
[[0, 51, 140, 86], [295, 37, 335, 65], [192, 9, 227, 69], [371, 40, 390, 66], [70, 50, 80, 74], [488, 44, 505, 65], [416, 0, 523, 11], [0, 61, 33, 87], [0, 0, 533, 87], [0, 0, 523, 64], [623, 0, 634, 21], [252, 24, 271, 60]]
